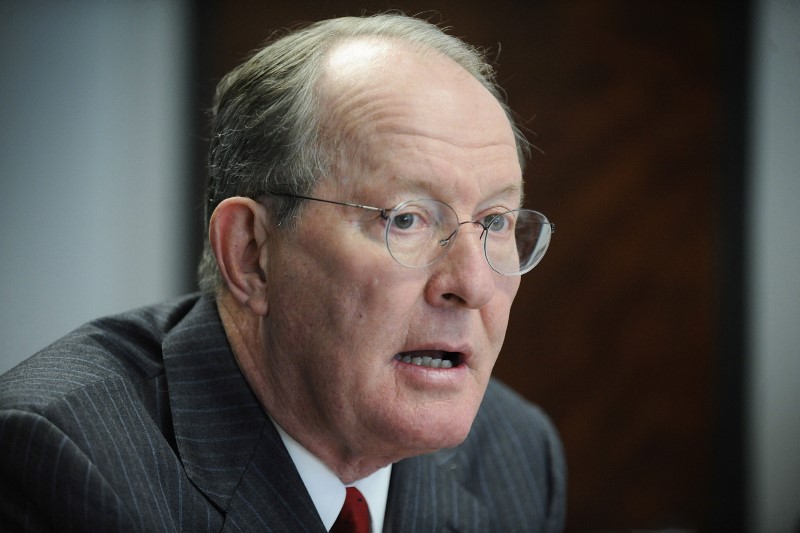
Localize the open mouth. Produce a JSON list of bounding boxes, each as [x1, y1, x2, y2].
[[395, 350, 461, 369]]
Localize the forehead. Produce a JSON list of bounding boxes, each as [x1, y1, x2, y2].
[[317, 38, 521, 199]]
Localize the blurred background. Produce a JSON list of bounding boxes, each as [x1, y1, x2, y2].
[[1, 0, 797, 530]]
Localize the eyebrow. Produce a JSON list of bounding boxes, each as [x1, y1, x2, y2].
[[492, 183, 525, 206], [387, 176, 525, 206]]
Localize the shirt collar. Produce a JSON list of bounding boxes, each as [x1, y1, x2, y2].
[[271, 419, 392, 532]]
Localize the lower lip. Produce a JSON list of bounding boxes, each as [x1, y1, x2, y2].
[[393, 357, 469, 387]]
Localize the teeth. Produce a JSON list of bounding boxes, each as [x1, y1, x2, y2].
[[400, 354, 455, 369]]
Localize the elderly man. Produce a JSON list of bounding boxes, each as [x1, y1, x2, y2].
[[0, 14, 565, 532]]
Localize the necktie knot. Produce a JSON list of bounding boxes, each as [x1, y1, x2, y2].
[[330, 486, 371, 533]]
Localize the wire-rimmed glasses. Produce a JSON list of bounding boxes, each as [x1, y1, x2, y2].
[[264, 192, 554, 276]]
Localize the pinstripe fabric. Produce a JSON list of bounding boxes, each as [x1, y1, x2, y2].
[[0, 294, 565, 532]]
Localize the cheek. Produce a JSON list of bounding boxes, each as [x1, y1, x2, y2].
[[483, 278, 520, 342], [348, 272, 420, 348], [286, 253, 408, 348]]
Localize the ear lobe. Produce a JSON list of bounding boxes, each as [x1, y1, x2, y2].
[[209, 197, 270, 316]]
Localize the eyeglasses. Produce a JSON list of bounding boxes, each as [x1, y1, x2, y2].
[[264, 192, 554, 276]]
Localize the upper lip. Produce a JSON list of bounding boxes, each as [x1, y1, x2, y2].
[[396, 342, 473, 364]]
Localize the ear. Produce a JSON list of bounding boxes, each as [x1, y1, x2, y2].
[[209, 197, 270, 316]]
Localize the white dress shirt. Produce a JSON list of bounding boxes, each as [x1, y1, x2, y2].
[[272, 420, 392, 532]]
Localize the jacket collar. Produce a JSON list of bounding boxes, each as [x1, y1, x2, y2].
[[162, 295, 323, 531]]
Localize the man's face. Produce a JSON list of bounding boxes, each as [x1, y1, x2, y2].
[[262, 40, 523, 465]]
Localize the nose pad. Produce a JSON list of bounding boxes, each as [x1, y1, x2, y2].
[[425, 221, 495, 309], [444, 221, 492, 268], [441, 220, 487, 246]]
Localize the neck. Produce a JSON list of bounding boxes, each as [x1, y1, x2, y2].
[[285, 432, 395, 485]]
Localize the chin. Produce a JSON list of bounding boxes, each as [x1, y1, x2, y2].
[[391, 406, 478, 456]]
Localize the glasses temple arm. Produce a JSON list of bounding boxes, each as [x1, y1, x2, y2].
[[264, 191, 390, 217]]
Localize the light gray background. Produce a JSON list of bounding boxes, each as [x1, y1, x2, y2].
[[1, 0, 191, 368], [748, 0, 800, 531]]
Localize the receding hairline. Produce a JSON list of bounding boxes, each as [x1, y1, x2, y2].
[[314, 35, 521, 157], [316, 34, 494, 98]]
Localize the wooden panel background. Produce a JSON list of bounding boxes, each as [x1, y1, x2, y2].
[[192, 1, 722, 529]]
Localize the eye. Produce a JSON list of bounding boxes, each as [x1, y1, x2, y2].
[[393, 212, 416, 230], [389, 202, 437, 233], [483, 212, 513, 233]]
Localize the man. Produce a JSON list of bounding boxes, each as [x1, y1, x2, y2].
[[0, 13, 565, 532]]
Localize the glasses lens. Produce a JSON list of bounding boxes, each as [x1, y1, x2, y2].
[[385, 199, 458, 267], [484, 209, 552, 275]]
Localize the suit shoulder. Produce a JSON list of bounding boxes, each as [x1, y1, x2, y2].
[[461, 378, 567, 530], [479, 378, 559, 436], [0, 294, 200, 412], [467, 378, 564, 468]]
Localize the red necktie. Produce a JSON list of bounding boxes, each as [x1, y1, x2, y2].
[[330, 486, 371, 533]]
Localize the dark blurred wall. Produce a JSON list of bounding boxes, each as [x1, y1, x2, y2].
[[194, 1, 723, 529]]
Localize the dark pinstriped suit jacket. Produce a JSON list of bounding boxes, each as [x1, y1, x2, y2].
[[0, 294, 566, 532]]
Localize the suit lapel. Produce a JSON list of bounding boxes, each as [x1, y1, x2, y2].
[[221, 415, 325, 532], [385, 448, 490, 533], [162, 296, 323, 531]]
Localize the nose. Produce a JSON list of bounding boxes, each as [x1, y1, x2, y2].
[[424, 223, 496, 309]]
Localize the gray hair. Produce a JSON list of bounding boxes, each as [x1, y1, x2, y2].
[[198, 13, 530, 293]]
